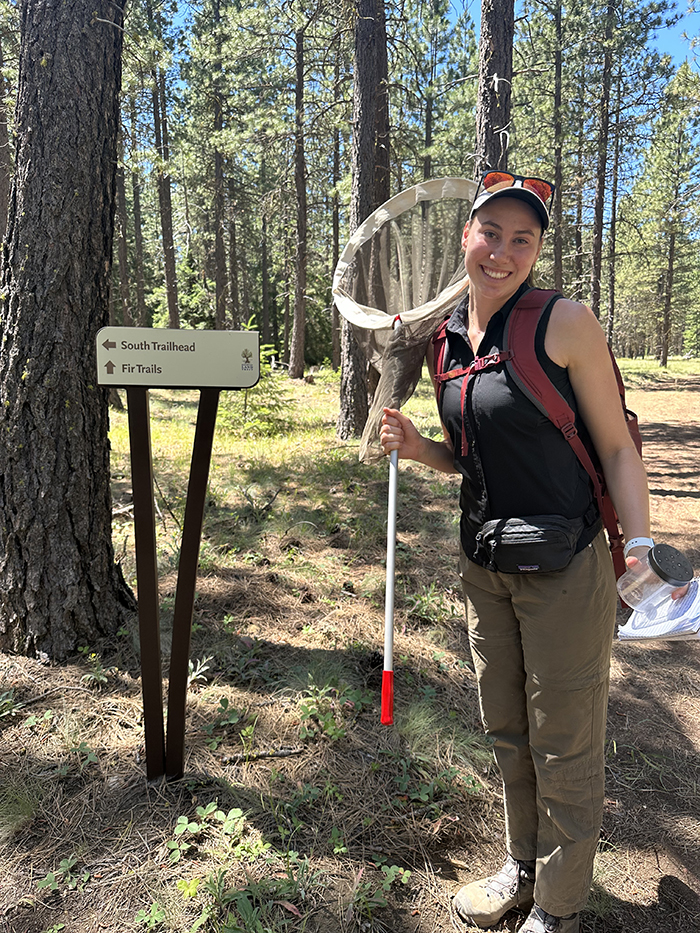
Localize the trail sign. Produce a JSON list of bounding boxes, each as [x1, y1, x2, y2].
[[96, 327, 259, 389], [96, 327, 260, 780]]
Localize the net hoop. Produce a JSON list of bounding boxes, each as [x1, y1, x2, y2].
[[333, 176, 477, 462], [332, 177, 476, 328]]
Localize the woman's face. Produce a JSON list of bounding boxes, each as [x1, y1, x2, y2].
[[462, 196, 543, 309]]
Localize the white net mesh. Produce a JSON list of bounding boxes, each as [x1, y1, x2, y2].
[[333, 177, 476, 461]]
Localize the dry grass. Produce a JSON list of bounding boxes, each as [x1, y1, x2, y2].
[[1, 362, 700, 933]]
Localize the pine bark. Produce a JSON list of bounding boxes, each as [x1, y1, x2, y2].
[[288, 27, 307, 379], [589, 0, 614, 319], [474, 0, 514, 177], [227, 174, 240, 329], [552, 2, 563, 292], [149, 41, 179, 328], [131, 164, 148, 325], [0, 33, 11, 244], [116, 129, 132, 326], [337, 0, 383, 439], [129, 100, 148, 326], [0, 0, 135, 660], [605, 73, 622, 345], [331, 51, 341, 371], [212, 0, 226, 330]]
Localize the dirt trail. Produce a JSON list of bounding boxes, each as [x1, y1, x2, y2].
[[598, 384, 700, 929]]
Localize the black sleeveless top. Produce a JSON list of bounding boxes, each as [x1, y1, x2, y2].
[[438, 284, 601, 567]]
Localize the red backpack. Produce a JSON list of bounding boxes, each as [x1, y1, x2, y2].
[[431, 288, 642, 579]]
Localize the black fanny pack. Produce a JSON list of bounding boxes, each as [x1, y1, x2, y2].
[[475, 514, 584, 574]]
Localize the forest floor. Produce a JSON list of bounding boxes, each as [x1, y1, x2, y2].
[[1, 360, 699, 933]]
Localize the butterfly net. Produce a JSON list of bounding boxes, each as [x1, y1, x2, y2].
[[333, 177, 477, 462]]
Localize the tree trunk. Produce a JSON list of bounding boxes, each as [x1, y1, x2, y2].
[[660, 224, 675, 368], [660, 162, 681, 368], [130, 101, 148, 326], [0, 33, 11, 244], [375, 0, 390, 203], [227, 173, 240, 329], [0, 0, 135, 660], [149, 46, 179, 328], [605, 72, 622, 345], [288, 27, 307, 379], [337, 0, 381, 439], [573, 71, 585, 302], [260, 159, 271, 343], [261, 209, 271, 344], [116, 129, 132, 326], [552, 1, 563, 292], [331, 45, 341, 371], [589, 0, 614, 319], [212, 0, 226, 330], [474, 0, 514, 177]]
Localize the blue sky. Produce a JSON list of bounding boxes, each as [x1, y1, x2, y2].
[[655, 8, 699, 63]]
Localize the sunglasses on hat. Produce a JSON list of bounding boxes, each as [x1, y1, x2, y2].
[[478, 171, 555, 207]]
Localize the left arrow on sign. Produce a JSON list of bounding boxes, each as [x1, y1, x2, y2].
[[105, 361, 116, 374], [103, 339, 117, 350]]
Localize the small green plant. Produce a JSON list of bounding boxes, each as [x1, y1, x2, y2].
[[329, 825, 348, 854], [347, 863, 412, 922], [298, 680, 373, 742], [0, 688, 21, 720], [0, 776, 42, 843], [41, 925, 66, 933], [176, 876, 202, 899], [188, 656, 214, 689], [202, 696, 243, 750], [195, 852, 321, 931], [70, 740, 99, 773], [299, 683, 346, 741], [167, 802, 248, 863], [25, 708, 54, 730], [167, 814, 204, 863], [239, 717, 257, 757], [77, 646, 110, 689], [135, 901, 166, 929], [37, 855, 89, 893], [405, 581, 459, 624], [217, 343, 294, 438]]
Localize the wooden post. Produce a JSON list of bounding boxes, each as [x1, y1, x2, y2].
[[166, 387, 221, 778], [126, 387, 166, 780]]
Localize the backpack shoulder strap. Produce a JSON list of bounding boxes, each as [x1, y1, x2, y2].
[[431, 318, 450, 390], [503, 288, 628, 577]]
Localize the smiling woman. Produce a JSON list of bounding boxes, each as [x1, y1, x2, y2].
[[462, 199, 543, 325], [380, 170, 655, 933]]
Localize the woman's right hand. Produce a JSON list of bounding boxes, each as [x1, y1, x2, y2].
[[626, 553, 690, 601], [380, 408, 425, 462]]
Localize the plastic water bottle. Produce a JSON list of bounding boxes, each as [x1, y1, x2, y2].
[[616, 543, 693, 613]]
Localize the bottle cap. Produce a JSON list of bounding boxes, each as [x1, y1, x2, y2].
[[648, 543, 693, 587]]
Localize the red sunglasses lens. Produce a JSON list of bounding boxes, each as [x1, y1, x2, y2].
[[524, 179, 554, 204], [482, 171, 516, 192]]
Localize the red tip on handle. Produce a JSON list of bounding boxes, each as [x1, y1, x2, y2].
[[381, 670, 394, 725]]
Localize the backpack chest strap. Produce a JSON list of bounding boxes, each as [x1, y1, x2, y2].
[[433, 349, 514, 386], [434, 350, 514, 455]]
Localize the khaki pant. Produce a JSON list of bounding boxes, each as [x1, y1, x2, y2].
[[460, 531, 616, 915]]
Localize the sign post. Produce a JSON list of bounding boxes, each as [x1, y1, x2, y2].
[[97, 328, 260, 780]]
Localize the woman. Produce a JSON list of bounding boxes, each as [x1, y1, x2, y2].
[[380, 172, 654, 933]]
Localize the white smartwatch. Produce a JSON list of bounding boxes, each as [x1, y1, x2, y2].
[[623, 537, 654, 559]]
